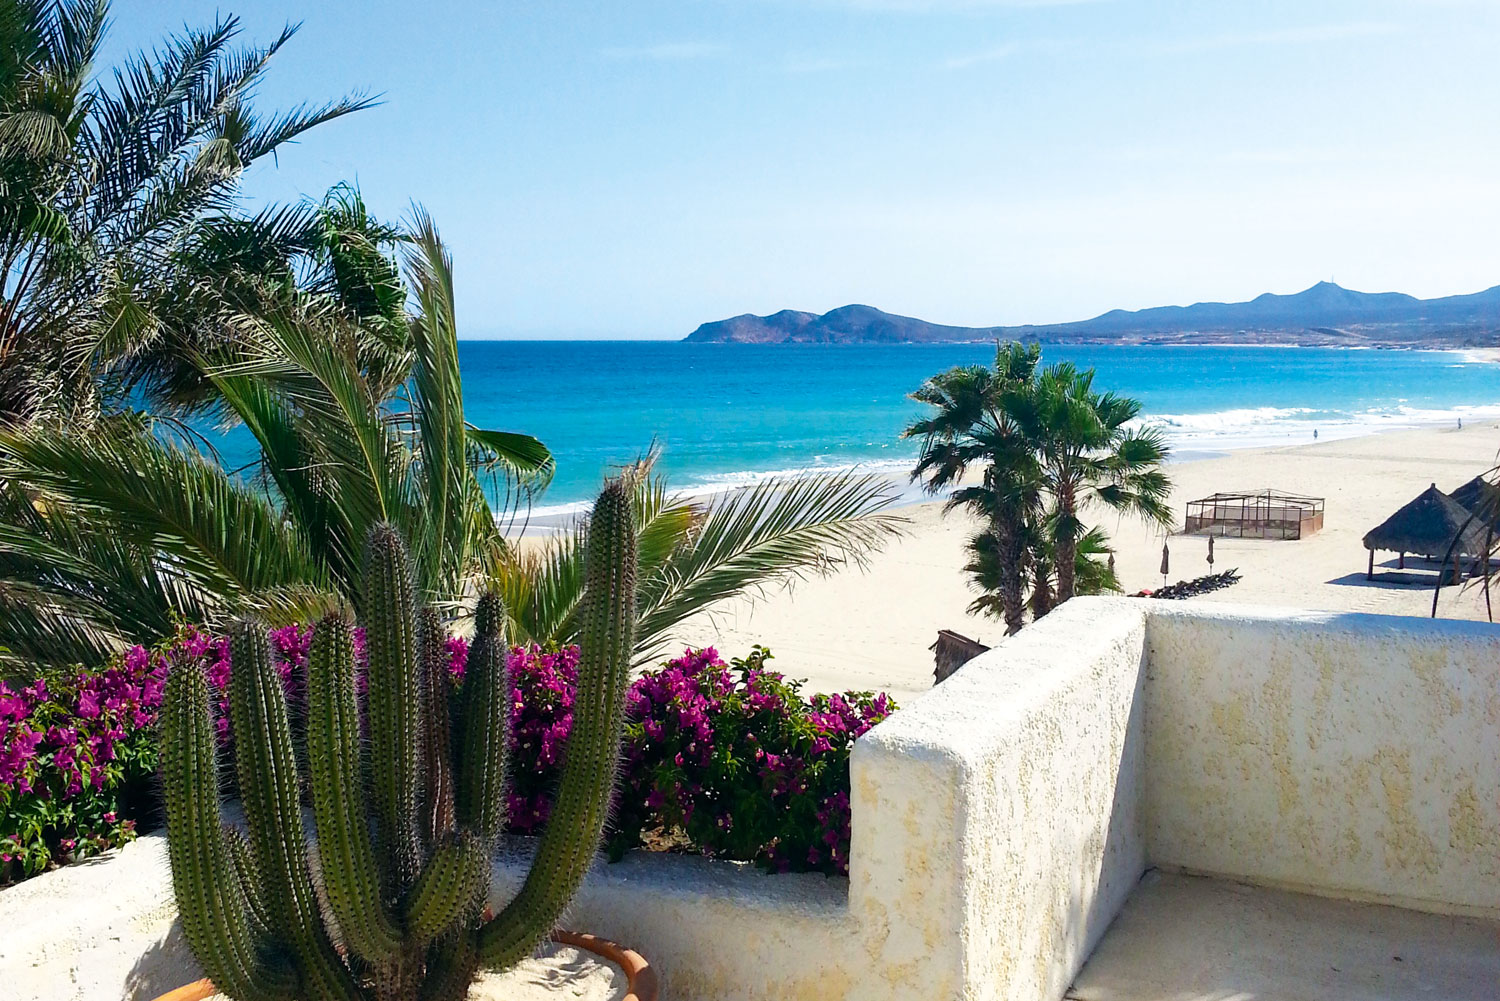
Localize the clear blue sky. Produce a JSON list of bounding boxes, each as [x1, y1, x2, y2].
[[105, 1, 1500, 339]]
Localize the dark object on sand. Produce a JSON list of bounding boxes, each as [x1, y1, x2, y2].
[[1144, 569, 1243, 601], [1364, 483, 1488, 582], [1183, 489, 1324, 540], [930, 629, 990, 685]]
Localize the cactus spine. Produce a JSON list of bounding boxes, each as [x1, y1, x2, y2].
[[161, 481, 638, 1001]]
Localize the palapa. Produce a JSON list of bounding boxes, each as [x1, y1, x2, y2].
[[1449, 474, 1500, 532], [1363, 483, 1490, 581]]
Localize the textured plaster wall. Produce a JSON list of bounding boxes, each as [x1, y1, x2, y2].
[[5, 599, 1495, 1001], [0, 834, 198, 1001], [1142, 602, 1500, 917], [489, 843, 863, 1001], [851, 600, 1149, 1001]]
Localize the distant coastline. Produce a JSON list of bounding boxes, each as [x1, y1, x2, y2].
[[684, 281, 1500, 349]]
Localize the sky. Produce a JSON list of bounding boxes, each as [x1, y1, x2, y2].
[[104, 1, 1500, 339]]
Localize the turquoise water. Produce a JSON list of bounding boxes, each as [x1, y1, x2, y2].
[[215, 343, 1500, 511], [462, 343, 1500, 511]]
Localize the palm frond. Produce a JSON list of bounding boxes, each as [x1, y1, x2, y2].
[[465, 427, 554, 484], [211, 310, 418, 577], [635, 471, 906, 661], [403, 210, 470, 595], [0, 425, 326, 601]]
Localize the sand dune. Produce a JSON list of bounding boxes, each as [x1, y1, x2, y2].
[[667, 422, 1500, 702]]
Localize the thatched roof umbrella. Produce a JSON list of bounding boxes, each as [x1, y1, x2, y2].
[[1450, 475, 1500, 530], [929, 629, 990, 685], [1363, 483, 1489, 580]]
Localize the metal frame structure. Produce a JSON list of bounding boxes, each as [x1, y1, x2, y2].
[[1182, 489, 1325, 541]]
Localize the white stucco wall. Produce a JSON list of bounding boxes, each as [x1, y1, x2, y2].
[[849, 600, 1148, 1001], [0, 834, 195, 1001], [3, 598, 1496, 1001], [1142, 602, 1500, 917]]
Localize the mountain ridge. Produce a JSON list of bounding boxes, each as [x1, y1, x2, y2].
[[683, 282, 1500, 347]]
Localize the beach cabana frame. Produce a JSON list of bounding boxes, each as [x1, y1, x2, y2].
[[1182, 489, 1325, 541]]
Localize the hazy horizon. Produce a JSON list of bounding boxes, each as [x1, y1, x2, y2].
[[105, 2, 1500, 339]]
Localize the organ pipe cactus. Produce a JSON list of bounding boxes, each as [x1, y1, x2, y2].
[[160, 482, 637, 1001]]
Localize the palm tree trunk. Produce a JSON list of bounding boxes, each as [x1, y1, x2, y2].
[[995, 520, 1026, 635], [1030, 562, 1053, 619], [1055, 481, 1078, 602]]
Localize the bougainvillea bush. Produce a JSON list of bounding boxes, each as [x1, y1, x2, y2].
[[508, 644, 896, 875], [2, 629, 893, 885], [0, 651, 159, 880], [0, 624, 319, 884]]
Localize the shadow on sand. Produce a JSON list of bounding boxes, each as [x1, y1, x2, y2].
[[122, 918, 200, 1001]]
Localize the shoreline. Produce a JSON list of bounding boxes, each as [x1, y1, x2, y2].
[[510, 401, 1500, 533], [664, 420, 1500, 703]]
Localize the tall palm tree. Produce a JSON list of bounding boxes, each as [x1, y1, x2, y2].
[[0, 217, 904, 671], [0, 1, 374, 427], [903, 342, 1042, 634], [1018, 361, 1172, 602], [907, 344, 1172, 631]]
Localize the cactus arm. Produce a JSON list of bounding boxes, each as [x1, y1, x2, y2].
[[161, 654, 297, 1001], [363, 525, 422, 890], [477, 481, 636, 968], [223, 824, 273, 938], [307, 612, 405, 963], [403, 833, 490, 944], [454, 591, 509, 839], [419, 607, 457, 847], [229, 621, 367, 1001]]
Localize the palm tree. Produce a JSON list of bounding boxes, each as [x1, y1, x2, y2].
[[964, 524, 1119, 621], [0, 217, 904, 671], [903, 342, 1042, 634], [111, 182, 412, 418], [1017, 361, 1172, 603], [907, 344, 1171, 631], [0, 1, 374, 428]]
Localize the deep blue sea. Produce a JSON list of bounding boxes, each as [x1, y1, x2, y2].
[[216, 343, 1500, 513]]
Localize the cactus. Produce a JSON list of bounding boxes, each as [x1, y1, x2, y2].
[[160, 481, 637, 1001]]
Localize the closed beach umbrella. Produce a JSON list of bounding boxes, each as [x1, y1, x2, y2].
[[1160, 541, 1170, 578], [1207, 535, 1215, 567]]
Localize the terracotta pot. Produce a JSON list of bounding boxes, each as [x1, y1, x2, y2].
[[149, 932, 658, 1001]]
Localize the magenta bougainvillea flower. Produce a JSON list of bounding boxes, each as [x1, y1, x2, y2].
[[3, 624, 894, 886]]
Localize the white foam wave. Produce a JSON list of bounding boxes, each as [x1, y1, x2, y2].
[[512, 399, 1500, 530], [1147, 406, 1317, 432], [1143, 401, 1500, 451]]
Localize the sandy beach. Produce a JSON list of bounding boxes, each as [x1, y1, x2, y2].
[[666, 420, 1500, 703]]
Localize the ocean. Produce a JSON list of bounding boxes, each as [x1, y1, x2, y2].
[[214, 342, 1500, 514]]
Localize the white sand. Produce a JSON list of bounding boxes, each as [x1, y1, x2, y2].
[[668, 421, 1500, 703]]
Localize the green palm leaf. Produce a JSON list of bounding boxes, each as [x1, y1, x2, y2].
[[0, 425, 326, 602], [465, 427, 554, 483], [634, 471, 905, 661]]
